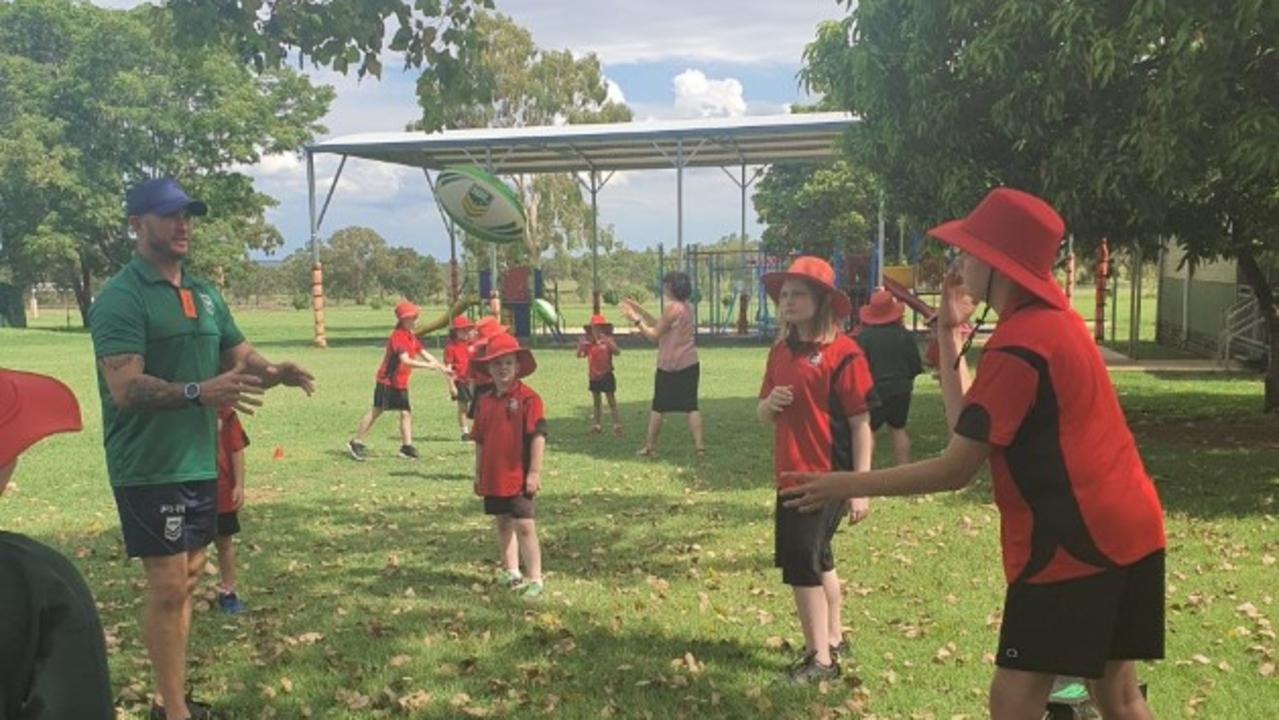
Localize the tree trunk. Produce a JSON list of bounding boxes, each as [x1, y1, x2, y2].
[[73, 258, 93, 328], [1236, 249, 1278, 413]]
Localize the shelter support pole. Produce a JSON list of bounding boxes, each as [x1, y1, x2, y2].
[[306, 150, 327, 348], [424, 169, 461, 304], [876, 189, 885, 288], [676, 139, 684, 263], [1183, 254, 1192, 347], [591, 170, 600, 315], [1065, 234, 1076, 302], [1094, 239, 1108, 343], [1130, 242, 1142, 360]]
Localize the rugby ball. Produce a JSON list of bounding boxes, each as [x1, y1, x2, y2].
[[435, 165, 526, 244]]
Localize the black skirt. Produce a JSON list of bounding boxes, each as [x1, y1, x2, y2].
[[651, 363, 700, 413]]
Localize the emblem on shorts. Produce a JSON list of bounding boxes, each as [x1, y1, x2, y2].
[[199, 292, 215, 315], [163, 515, 184, 542], [1004, 648, 1019, 659]]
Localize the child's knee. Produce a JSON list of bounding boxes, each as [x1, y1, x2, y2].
[[514, 519, 537, 537]]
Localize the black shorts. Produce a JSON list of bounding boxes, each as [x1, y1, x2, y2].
[[589, 372, 617, 395], [467, 383, 495, 420], [996, 550, 1165, 679], [652, 363, 699, 413], [774, 495, 844, 587], [453, 383, 474, 405], [217, 511, 241, 537], [871, 392, 912, 430], [483, 494, 535, 520], [373, 383, 411, 411], [112, 480, 217, 558]]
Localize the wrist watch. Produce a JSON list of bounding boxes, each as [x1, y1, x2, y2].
[[183, 382, 202, 406]]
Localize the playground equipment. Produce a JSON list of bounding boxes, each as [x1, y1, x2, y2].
[[477, 266, 564, 342]]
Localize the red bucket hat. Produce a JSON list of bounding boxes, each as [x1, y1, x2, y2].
[[859, 289, 905, 326], [394, 301, 420, 321], [451, 315, 474, 331], [0, 369, 83, 469], [474, 315, 508, 340], [927, 188, 1068, 310], [583, 313, 614, 335], [474, 333, 537, 379], [762, 256, 852, 318]]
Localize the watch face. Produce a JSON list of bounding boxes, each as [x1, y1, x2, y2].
[[184, 383, 199, 400]]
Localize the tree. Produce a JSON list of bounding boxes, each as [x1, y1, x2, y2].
[[0, 0, 332, 323], [753, 159, 878, 258], [321, 227, 390, 305], [380, 247, 444, 304], [412, 12, 631, 264], [163, 0, 492, 92], [805, 0, 1279, 410]]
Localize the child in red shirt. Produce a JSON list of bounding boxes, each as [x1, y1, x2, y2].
[[213, 407, 249, 614], [470, 333, 548, 599], [757, 256, 877, 684], [783, 189, 1163, 717], [347, 302, 450, 461], [576, 313, 623, 435], [444, 315, 477, 441]]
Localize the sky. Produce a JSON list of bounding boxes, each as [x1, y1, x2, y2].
[[93, 0, 850, 260]]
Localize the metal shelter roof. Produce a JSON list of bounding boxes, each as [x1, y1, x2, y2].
[[306, 112, 857, 174]]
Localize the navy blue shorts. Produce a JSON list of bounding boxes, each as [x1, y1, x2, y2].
[[373, 383, 411, 411], [589, 372, 617, 395], [112, 480, 216, 558], [774, 494, 843, 587]]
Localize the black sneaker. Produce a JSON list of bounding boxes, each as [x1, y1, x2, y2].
[[347, 440, 367, 461], [398, 444, 420, 459], [460, 432, 471, 442], [783, 653, 840, 685], [830, 641, 846, 662], [149, 697, 217, 720]]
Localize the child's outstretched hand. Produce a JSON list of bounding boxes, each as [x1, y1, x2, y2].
[[847, 497, 870, 523], [779, 471, 854, 512], [524, 471, 541, 498], [764, 385, 794, 414], [938, 264, 975, 331]]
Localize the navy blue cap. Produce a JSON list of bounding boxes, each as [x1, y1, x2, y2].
[[125, 177, 208, 217]]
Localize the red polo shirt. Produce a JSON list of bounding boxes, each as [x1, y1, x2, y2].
[[955, 301, 1165, 585], [578, 337, 617, 380], [443, 339, 471, 379], [215, 408, 249, 513], [759, 335, 877, 489], [470, 381, 547, 497], [375, 328, 423, 390]]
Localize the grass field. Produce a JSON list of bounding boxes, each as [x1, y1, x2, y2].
[[2, 307, 1276, 719]]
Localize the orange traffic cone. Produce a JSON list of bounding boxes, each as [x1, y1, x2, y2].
[[272, 445, 284, 460]]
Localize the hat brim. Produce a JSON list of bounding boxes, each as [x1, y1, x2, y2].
[[859, 304, 905, 325], [475, 348, 537, 379], [928, 220, 1069, 310], [0, 371, 82, 468], [148, 198, 208, 217], [761, 271, 853, 318], [583, 323, 614, 335]]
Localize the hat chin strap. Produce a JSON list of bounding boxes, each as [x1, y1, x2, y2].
[[953, 269, 995, 372]]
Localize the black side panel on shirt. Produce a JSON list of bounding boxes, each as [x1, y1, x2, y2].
[[828, 354, 855, 471], [995, 346, 1120, 583], [520, 411, 549, 482]]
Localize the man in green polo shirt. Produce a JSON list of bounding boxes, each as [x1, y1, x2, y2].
[[89, 177, 315, 720]]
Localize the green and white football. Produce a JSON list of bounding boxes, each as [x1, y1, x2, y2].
[[435, 165, 526, 244]]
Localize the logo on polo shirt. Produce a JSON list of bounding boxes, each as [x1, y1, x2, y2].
[[808, 352, 823, 367], [164, 515, 184, 542], [507, 398, 519, 414], [199, 292, 216, 316]]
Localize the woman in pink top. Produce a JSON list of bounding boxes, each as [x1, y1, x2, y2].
[[621, 271, 706, 458]]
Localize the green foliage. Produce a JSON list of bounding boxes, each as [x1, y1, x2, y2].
[[274, 227, 445, 306], [164, 0, 493, 85], [0, 0, 332, 321], [753, 159, 878, 258]]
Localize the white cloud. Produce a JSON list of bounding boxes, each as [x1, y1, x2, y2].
[[672, 69, 746, 118], [604, 78, 627, 105]]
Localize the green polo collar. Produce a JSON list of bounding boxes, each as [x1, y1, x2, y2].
[[128, 254, 192, 288]]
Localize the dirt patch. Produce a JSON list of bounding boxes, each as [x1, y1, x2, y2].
[[1130, 416, 1279, 450]]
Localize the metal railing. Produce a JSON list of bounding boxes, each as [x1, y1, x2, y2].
[[1217, 294, 1269, 366]]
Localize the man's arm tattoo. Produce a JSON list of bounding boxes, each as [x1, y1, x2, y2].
[[98, 354, 188, 411]]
